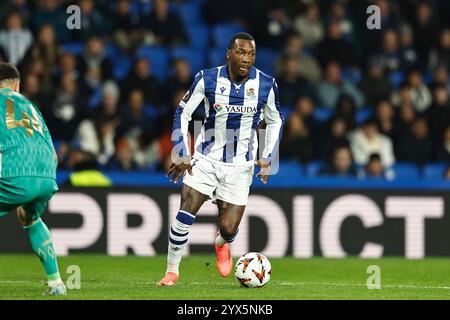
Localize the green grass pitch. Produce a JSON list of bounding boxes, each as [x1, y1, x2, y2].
[[1, 254, 450, 299]]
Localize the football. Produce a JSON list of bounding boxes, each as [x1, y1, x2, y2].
[[234, 252, 272, 288]]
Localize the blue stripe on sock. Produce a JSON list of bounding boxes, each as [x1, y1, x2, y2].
[[171, 227, 188, 238], [169, 237, 188, 245], [176, 211, 195, 225]]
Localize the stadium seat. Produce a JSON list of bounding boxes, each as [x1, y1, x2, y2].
[[356, 107, 373, 124], [61, 42, 84, 55], [135, 45, 169, 82], [106, 43, 121, 61], [143, 104, 159, 120], [112, 56, 132, 80], [391, 162, 420, 179], [423, 72, 433, 85], [208, 47, 226, 67], [186, 25, 210, 49], [388, 71, 405, 89], [305, 160, 326, 177], [212, 23, 246, 49], [171, 46, 206, 74], [276, 160, 303, 178], [423, 163, 448, 179], [313, 107, 333, 122], [255, 47, 277, 75], [177, 2, 203, 26]]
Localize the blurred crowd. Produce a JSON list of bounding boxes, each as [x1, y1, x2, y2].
[[0, 0, 449, 179]]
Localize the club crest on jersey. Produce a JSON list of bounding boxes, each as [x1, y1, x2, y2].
[[220, 87, 226, 94], [247, 88, 256, 99], [213, 103, 257, 114]]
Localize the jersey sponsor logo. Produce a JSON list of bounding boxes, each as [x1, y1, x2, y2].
[[213, 103, 257, 114]]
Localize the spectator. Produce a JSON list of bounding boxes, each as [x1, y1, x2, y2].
[[360, 60, 392, 108], [429, 65, 449, 91], [327, 1, 354, 41], [276, 54, 315, 107], [317, 61, 364, 108], [370, 29, 403, 73], [428, 28, 450, 73], [405, 68, 432, 112], [112, 0, 143, 53], [165, 58, 193, 104], [0, 0, 31, 27], [315, 18, 356, 68], [391, 83, 415, 109], [319, 116, 350, 160], [435, 125, 450, 162], [76, 81, 121, 165], [120, 57, 162, 107], [280, 110, 314, 163], [0, 11, 33, 66], [357, 0, 397, 58], [358, 153, 393, 180], [77, 36, 113, 93], [318, 145, 357, 177], [292, 3, 324, 49], [393, 102, 417, 144], [275, 31, 321, 84], [72, 0, 109, 41], [143, 0, 188, 47], [350, 118, 395, 167], [106, 138, 140, 171], [117, 89, 156, 142], [426, 85, 450, 142], [333, 94, 357, 130], [45, 73, 87, 144], [411, 1, 439, 68], [20, 24, 60, 94], [293, 95, 320, 137], [55, 52, 80, 84], [396, 117, 433, 165], [31, 0, 68, 42], [254, 5, 291, 49], [375, 100, 395, 138], [399, 24, 419, 70], [21, 73, 52, 112]]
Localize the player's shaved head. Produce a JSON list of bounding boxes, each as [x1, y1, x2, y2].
[[0, 62, 20, 90], [228, 32, 255, 50]]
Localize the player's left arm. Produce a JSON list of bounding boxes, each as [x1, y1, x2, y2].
[[256, 79, 285, 184]]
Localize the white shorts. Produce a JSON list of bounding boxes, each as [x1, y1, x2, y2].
[[183, 153, 255, 206]]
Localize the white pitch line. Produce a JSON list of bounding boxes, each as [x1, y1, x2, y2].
[[1, 280, 450, 291], [188, 281, 450, 290]]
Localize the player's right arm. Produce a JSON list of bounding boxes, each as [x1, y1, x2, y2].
[[167, 71, 205, 183]]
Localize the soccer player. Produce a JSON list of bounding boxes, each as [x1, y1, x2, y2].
[[0, 63, 65, 296], [157, 33, 284, 285]]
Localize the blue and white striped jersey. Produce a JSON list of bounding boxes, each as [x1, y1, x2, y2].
[[172, 64, 284, 164]]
